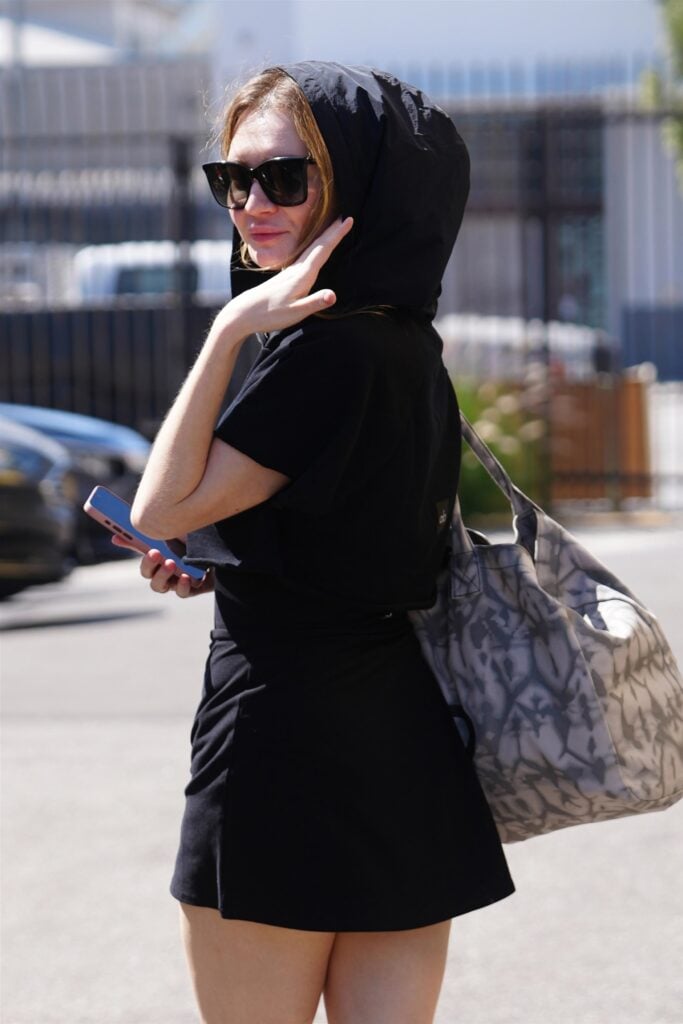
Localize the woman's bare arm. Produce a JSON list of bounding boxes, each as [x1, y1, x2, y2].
[[130, 217, 353, 540]]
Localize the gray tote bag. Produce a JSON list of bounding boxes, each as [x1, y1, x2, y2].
[[409, 415, 683, 843]]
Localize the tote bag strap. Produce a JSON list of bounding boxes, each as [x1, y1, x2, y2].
[[459, 412, 540, 549]]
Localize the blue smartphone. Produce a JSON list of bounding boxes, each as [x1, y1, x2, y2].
[[83, 485, 206, 582]]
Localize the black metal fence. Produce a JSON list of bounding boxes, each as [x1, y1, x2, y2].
[[0, 303, 213, 431], [1, 59, 682, 510]]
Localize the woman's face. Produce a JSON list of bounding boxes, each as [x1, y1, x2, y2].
[[227, 106, 320, 270]]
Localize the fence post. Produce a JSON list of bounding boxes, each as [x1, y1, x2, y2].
[[165, 136, 196, 418]]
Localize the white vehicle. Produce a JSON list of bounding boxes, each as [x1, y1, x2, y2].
[[0, 243, 78, 307], [73, 240, 232, 305], [436, 313, 609, 381]]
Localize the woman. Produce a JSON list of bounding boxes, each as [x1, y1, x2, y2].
[[127, 62, 514, 1024]]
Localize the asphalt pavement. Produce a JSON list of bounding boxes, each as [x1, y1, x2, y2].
[[2, 524, 683, 1024]]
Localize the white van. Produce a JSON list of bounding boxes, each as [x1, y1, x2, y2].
[[73, 240, 232, 305]]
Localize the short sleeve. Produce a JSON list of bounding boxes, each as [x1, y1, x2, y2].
[[214, 322, 378, 509]]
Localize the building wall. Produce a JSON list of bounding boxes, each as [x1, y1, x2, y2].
[[604, 116, 683, 342], [0, 58, 211, 139]]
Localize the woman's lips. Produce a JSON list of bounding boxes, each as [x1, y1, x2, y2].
[[248, 230, 286, 241]]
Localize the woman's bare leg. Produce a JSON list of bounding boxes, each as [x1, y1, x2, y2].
[[323, 921, 452, 1024], [179, 903, 335, 1024]]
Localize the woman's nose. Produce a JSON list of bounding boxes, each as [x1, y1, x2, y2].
[[243, 179, 277, 213]]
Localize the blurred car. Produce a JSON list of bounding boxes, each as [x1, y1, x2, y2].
[[0, 415, 77, 599], [0, 404, 150, 564], [73, 240, 232, 304]]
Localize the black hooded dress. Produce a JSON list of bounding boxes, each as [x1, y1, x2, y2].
[[171, 62, 514, 931]]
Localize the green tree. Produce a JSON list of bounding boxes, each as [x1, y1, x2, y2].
[[663, 0, 683, 74], [642, 0, 683, 187]]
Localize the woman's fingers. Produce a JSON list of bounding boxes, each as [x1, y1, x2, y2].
[[288, 289, 337, 317], [266, 217, 351, 317], [225, 215, 353, 336], [177, 570, 215, 598], [140, 548, 164, 580], [284, 216, 353, 293], [174, 573, 194, 599], [112, 543, 210, 599], [139, 549, 212, 598], [110, 537, 208, 599], [140, 550, 178, 593], [298, 216, 353, 273], [154, 560, 180, 592]]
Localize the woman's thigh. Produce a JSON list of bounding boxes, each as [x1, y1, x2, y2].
[[323, 920, 452, 1024], [179, 903, 335, 1024]]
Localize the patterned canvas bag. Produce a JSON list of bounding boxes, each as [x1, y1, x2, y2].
[[409, 414, 683, 843]]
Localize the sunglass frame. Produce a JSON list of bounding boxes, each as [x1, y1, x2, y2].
[[202, 157, 315, 210]]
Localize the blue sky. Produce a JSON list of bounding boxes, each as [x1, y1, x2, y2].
[[1, 1, 666, 82], [294, 0, 664, 66], [215, 0, 665, 72]]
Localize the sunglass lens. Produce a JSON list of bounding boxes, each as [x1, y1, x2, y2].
[[224, 165, 251, 209], [202, 165, 228, 208], [201, 164, 246, 209], [258, 159, 307, 206]]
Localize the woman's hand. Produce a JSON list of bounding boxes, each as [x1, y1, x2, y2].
[[139, 548, 215, 599], [111, 534, 214, 599], [226, 216, 354, 337]]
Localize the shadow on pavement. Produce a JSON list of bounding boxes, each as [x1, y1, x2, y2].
[[0, 608, 163, 632]]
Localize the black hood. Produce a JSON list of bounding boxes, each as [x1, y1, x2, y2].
[[230, 61, 470, 322]]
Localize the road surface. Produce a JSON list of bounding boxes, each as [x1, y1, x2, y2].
[[2, 525, 682, 1024]]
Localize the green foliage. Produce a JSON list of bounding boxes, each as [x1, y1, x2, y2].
[[455, 379, 545, 521], [645, 1, 683, 190], [663, 0, 683, 76]]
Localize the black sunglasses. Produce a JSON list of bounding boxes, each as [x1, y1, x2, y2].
[[202, 157, 315, 210]]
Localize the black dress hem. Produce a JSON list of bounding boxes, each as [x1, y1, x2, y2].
[[169, 881, 515, 933]]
